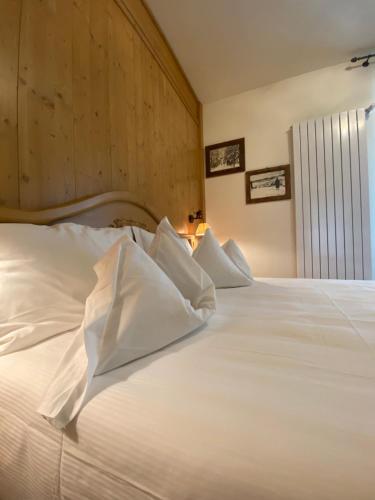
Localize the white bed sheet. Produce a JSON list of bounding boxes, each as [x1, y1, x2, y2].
[[1, 278, 375, 500]]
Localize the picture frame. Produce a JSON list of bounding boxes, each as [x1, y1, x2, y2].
[[245, 165, 291, 204], [205, 138, 245, 178]]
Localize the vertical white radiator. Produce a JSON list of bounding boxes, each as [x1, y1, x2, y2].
[[292, 108, 372, 279]]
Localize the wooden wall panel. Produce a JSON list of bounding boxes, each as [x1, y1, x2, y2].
[[0, 0, 21, 207], [18, 0, 75, 209], [73, 0, 112, 198], [115, 0, 200, 124], [108, 0, 135, 192], [0, 0, 203, 230]]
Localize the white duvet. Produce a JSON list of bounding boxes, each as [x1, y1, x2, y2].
[[1, 279, 375, 500]]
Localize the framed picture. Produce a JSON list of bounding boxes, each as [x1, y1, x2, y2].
[[205, 138, 245, 178], [245, 165, 291, 204]]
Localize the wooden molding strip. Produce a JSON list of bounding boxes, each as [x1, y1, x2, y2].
[[114, 0, 200, 124], [0, 191, 161, 225]]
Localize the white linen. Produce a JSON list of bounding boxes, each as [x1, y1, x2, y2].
[[193, 229, 252, 288], [181, 237, 194, 255], [222, 238, 253, 279], [132, 226, 155, 252], [38, 236, 215, 429], [2, 278, 375, 499], [149, 217, 215, 310], [0, 223, 132, 355], [132, 219, 193, 255], [153, 217, 193, 255]]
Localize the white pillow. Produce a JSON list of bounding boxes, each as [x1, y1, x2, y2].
[[181, 238, 193, 255], [152, 217, 193, 256], [132, 220, 193, 256], [132, 226, 155, 252], [222, 239, 253, 280], [193, 229, 252, 288], [149, 217, 215, 313], [38, 235, 215, 429], [0, 223, 132, 355]]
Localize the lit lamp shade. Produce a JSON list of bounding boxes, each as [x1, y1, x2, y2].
[[196, 223, 210, 236]]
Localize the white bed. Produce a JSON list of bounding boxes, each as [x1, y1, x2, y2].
[[1, 192, 375, 500], [1, 278, 375, 500]]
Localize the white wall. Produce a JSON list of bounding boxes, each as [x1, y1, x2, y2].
[[203, 61, 375, 277]]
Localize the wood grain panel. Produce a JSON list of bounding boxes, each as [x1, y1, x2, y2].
[[18, 0, 76, 209], [0, 0, 21, 207], [108, 0, 135, 192], [0, 0, 203, 228], [115, 0, 200, 124], [73, 0, 112, 198]]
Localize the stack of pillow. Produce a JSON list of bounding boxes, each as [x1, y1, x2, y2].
[[0, 217, 252, 428], [133, 222, 253, 288], [193, 228, 252, 288]]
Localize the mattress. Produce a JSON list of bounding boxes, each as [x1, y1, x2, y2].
[[1, 278, 375, 500]]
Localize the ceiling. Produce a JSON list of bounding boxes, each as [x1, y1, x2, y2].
[[145, 0, 375, 103]]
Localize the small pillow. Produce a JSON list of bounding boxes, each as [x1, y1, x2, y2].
[[132, 227, 155, 252], [132, 219, 193, 256], [222, 239, 253, 280], [156, 217, 193, 256], [149, 217, 215, 314], [180, 237, 193, 256], [38, 236, 215, 428], [193, 229, 252, 288]]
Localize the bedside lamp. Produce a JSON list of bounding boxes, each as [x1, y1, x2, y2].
[[196, 223, 210, 236]]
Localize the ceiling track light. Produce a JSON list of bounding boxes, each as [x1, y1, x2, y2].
[[350, 53, 375, 68]]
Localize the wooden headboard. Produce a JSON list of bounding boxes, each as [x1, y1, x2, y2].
[[0, 191, 160, 231]]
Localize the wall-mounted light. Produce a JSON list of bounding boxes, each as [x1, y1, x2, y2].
[[350, 53, 375, 68], [188, 210, 203, 224]]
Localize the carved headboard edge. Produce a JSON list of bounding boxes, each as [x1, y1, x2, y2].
[[0, 191, 161, 227]]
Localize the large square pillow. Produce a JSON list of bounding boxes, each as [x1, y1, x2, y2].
[[193, 229, 253, 288], [0, 223, 132, 355], [38, 235, 215, 429]]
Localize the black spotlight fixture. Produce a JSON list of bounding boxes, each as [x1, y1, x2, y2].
[[350, 53, 375, 67], [188, 210, 203, 224]]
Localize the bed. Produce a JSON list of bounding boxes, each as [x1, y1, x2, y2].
[[1, 193, 375, 500]]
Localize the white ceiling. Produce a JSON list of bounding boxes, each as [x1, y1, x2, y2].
[[145, 0, 375, 103]]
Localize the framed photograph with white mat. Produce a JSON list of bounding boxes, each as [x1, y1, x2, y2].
[[245, 165, 291, 204]]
